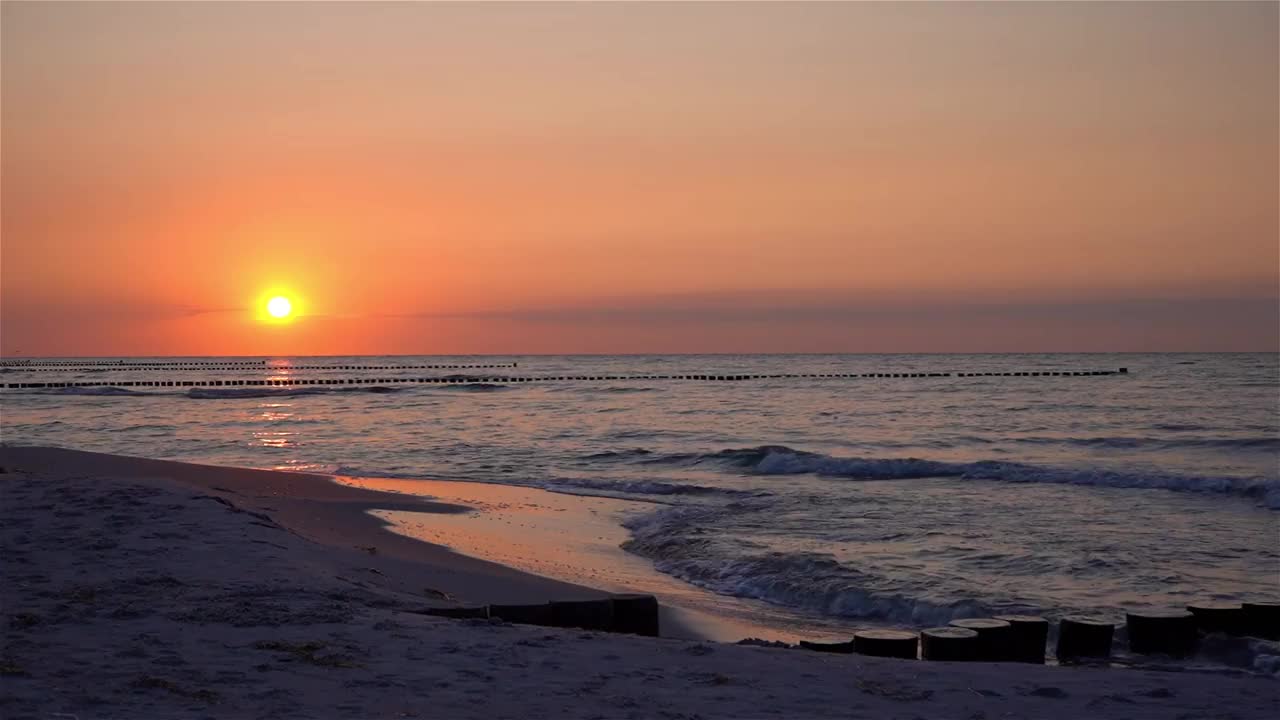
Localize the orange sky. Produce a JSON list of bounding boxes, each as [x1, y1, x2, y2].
[[2, 1, 1277, 355]]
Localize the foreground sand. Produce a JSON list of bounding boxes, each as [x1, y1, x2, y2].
[[2, 446, 1276, 719]]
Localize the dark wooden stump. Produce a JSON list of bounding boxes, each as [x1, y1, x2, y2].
[[1056, 616, 1114, 661], [1242, 602, 1280, 640], [920, 627, 979, 661], [949, 618, 1013, 661], [1187, 603, 1244, 635], [488, 603, 555, 626], [1126, 610, 1198, 657], [418, 606, 490, 620], [549, 599, 614, 631], [994, 615, 1049, 663], [610, 594, 660, 637], [798, 639, 855, 654], [853, 629, 918, 659]]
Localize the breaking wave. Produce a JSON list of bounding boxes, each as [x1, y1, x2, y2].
[[621, 504, 1028, 626], [592, 445, 1280, 507], [539, 477, 767, 500]]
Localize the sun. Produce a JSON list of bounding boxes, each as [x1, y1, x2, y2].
[[266, 296, 292, 319], [254, 288, 304, 324]]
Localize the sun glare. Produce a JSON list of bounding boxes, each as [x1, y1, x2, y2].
[[266, 296, 292, 319]]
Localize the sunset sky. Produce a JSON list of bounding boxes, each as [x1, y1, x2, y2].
[[2, 1, 1276, 356]]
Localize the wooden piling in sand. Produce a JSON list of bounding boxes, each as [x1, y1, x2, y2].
[[1186, 603, 1244, 636], [1126, 610, 1198, 657], [852, 629, 918, 659], [993, 615, 1049, 663], [610, 594, 660, 637], [798, 639, 855, 654], [488, 603, 555, 626], [1056, 617, 1114, 661], [920, 627, 979, 661], [419, 606, 491, 619], [949, 618, 1013, 661], [1242, 602, 1279, 640], [549, 599, 615, 631]]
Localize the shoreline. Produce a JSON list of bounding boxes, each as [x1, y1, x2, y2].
[[339, 474, 839, 643], [3, 445, 1277, 718], [0, 447, 627, 608], [0, 446, 721, 639]]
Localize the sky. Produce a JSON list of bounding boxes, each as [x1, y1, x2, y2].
[[2, 1, 1277, 356]]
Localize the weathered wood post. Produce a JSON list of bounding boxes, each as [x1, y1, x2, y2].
[[1126, 610, 1198, 657], [488, 603, 555, 626], [853, 629, 918, 659], [920, 627, 979, 661], [1056, 616, 1114, 661], [549, 599, 615, 631], [1187, 602, 1244, 636], [994, 615, 1049, 663], [610, 594, 660, 637], [949, 618, 1013, 661]]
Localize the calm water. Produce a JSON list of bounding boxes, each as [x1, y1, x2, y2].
[[3, 353, 1277, 641]]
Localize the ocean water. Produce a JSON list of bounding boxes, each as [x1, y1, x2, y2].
[[3, 353, 1277, 644]]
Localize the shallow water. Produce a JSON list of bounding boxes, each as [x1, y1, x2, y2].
[[3, 353, 1277, 638]]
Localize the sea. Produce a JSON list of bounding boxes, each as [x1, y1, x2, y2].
[[3, 353, 1277, 666]]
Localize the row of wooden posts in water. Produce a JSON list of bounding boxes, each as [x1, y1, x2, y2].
[[0, 359, 267, 367], [2, 363, 520, 372], [2, 368, 1131, 389], [420, 597, 1278, 664]]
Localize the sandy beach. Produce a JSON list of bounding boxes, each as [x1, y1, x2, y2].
[[2, 445, 1275, 719]]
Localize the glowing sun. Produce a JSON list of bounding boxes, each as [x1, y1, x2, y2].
[[266, 296, 293, 319]]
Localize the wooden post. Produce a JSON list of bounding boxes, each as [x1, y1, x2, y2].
[[798, 639, 855, 654], [920, 627, 979, 661], [1242, 602, 1279, 640], [994, 615, 1049, 663], [549, 599, 614, 631], [488, 603, 555, 627], [853, 629, 918, 659], [419, 606, 490, 620], [610, 594, 660, 637], [1126, 610, 1198, 657], [1056, 616, 1114, 661], [1187, 603, 1244, 636], [949, 618, 1013, 661]]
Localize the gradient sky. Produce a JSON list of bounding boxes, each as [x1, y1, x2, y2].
[[2, 1, 1277, 356]]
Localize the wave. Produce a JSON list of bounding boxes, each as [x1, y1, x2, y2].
[[581, 448, 654, 461], [268, 461, 344, 475], [540, 477, 767, 499], [591, 445, 1280, 507], [186, 386, 401, 399], [1013, 435, 1280, 451], [47, 386, 160, 397], [621, 505, 1029, 626], [438, 383, 508, 392]]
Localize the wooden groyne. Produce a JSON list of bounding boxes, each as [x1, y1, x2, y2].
[[2, 368, 1130, 389]]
